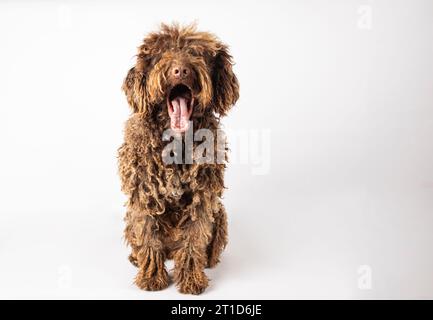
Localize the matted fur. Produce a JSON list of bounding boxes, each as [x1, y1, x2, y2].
[[118, 23, 239, 294]]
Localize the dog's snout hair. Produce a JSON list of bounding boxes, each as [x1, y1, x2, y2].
[[146, 50, 212, 112], [170, 60, 192, 80], [166, 56, 197, 90]]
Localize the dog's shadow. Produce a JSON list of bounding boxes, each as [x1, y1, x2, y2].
[[205, 217, 267, 293]]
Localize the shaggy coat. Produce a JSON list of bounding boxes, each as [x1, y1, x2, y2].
[[118, 24, 239, 294]]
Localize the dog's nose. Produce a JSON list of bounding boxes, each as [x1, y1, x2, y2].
[[171, 64, 191, 79]]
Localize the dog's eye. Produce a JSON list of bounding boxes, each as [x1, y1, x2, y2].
[[186, 48, 197, 56], [144, 54, 161, 68]]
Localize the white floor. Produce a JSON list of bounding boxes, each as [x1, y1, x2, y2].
[[1, 182, 433, 299]]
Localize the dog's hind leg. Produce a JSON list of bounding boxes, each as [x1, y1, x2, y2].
[[124, 210, 139, 267], [206, 204, 228, 268], [132, 214, 169, 291]]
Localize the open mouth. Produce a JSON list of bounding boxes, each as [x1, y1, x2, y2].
[[167, 84, 194, 133]]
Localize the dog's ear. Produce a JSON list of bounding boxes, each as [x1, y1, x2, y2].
[[122, 41, 156, 113], [122, 66, 148, 113], [212, 45, 239, 116]]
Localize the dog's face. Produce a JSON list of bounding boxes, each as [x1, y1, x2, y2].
[[123, 24, 239, 132]]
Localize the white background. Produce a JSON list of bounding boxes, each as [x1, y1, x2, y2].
[[1, 0, 433, 299]]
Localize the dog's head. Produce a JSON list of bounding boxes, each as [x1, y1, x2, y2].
[[122, 23, 239, 132]]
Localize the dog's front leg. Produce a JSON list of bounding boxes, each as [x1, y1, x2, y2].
[[174, 215, 213, 294], [133, 215, 169, 291]]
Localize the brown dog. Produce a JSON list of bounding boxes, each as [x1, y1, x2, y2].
[[118, 23, 239, 294]]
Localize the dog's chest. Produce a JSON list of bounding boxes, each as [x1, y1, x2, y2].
[[157, 163, 194, 202]]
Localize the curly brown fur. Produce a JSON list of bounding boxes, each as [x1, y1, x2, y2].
[[118, 23, 238, 294]]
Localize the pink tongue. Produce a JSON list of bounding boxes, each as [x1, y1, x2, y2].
[[170, 97, 190, 132]]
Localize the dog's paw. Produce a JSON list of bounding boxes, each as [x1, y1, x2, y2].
[[135, 269, 169, 291], [206, 256, 220, 269], [176, 271, 209, 295], [128, 254, 139, 267]]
